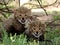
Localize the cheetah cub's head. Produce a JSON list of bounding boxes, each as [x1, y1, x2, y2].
[[14, 6, 31, 24], [26, 21, 46, 38]]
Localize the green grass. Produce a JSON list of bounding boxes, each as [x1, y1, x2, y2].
[[0, 26, 60, 45]]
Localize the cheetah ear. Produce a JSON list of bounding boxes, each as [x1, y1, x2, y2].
[[26, 8, 31, 13], [41, 23, 46, 28], [12, 8, 18, 14], [28, 9, 31, 11]]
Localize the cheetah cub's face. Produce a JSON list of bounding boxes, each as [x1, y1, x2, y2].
[[14, 7, 31, 24], [28, 21, 46, 38]]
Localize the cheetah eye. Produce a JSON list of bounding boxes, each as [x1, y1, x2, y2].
[[33, 28, 35, 30], [39, 27, 41, 30], [25, 14, 27, 16], [20, 15, 21, 16]]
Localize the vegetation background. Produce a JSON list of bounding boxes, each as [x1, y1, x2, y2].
[[0, 0, 60, 45]]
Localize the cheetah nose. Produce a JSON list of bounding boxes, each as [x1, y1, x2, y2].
[[35, 32, 38, 36], [22, 18, 24, 20], [36, 32, 38, 34]]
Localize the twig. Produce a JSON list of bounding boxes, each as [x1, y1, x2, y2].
[[0, 8, 13, 13], [0, 12, 7, 18], [49, 24, 60, 26], [47, 18, 60, 26], [0, 3, 5, 5], [19, 0, 20, 7], [36, 0, 48, 16]]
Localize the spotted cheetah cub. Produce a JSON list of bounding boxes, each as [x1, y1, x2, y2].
[[3, 6, 32, 36], [25, 20, 46, 41]]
